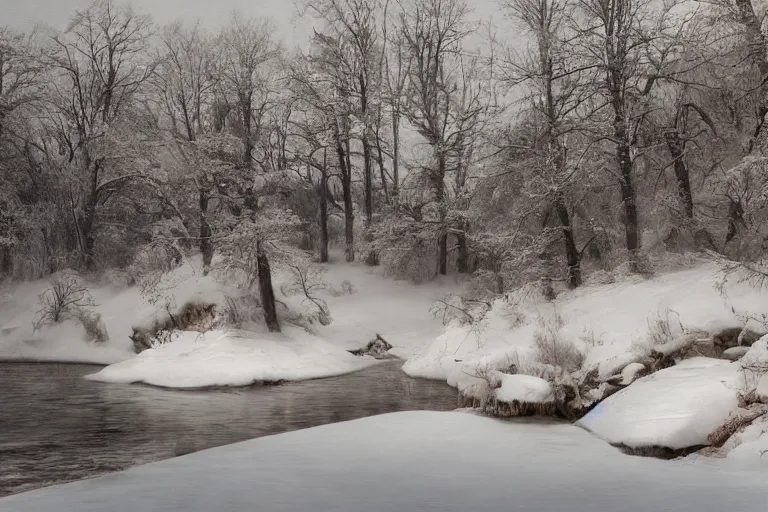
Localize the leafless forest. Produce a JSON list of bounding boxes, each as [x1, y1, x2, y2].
[[1, 0, 768, 326]]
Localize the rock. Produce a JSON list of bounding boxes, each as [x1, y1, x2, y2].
[[349, 334, 394, 359], [620, 363, 647, 385], [713, 327, 764, 349], [722, 346, 750, 361]]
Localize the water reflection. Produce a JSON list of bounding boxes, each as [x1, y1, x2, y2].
[[0, 361, 457, 497]]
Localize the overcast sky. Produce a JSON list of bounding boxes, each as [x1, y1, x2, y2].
[[5, 0, 505, 49]]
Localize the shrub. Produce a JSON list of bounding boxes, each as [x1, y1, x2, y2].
[[532, 314, 585, 372], [33, 272, 98, 330]]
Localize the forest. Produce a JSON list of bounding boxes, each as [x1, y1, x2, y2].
[[1, 0, 768, 327]]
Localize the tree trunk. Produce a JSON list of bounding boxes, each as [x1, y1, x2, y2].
[[436, 151, 447, 276], [392, 109, 400, 208], [375, 135, 389, 204], [664, 131, 694, 219], [554, 191, 582, 288], [199, 188, 213, 274], [615, 119, 640, 272], [0, 245, 11, 277], [257, 239, 280, 332], [363, 138, 373, 227], [319, 149, 329, 263], [335, 125, 355, 262]]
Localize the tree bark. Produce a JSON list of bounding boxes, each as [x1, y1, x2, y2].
[[615, 117, 641, 272], [319, 149, 329, 263], [391, 109, 400, 208], [199, 188, 213, 273], [436, 151, 447, 276], [554, 191, 582, 288], [335, 124, 355, 262], [257, 239, 280, 332], [664, 131, 694, 219], [363, 137, 373, 226]]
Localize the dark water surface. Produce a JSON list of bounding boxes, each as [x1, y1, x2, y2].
[[0, 361, 457, 497]]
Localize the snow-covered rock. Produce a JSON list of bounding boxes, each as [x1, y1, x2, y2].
[[620, 362, 646, 385], [578, 358, 743, 450], [723, 346, 751, 361], [494, 374, 553, 403]]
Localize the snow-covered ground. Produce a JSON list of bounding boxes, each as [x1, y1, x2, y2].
[[1, 411, 765, 512], [404, 262, 766, 382], [0, 254, 455, 387]]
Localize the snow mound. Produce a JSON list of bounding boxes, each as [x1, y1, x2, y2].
[[495, 374, 553, 403], [405, 264, 768, 386], [86, 329, 376, 388], [578, 358, 743, 450], [2, 412, 766, 512]]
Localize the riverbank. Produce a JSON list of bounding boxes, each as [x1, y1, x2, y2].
[[2, 411, 765, 512], [0, 361, 457, 498]]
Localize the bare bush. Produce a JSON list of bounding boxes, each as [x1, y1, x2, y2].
[[532, 314, 585, 372], [328, 279, 356, 297], [281, 262, 331, 325], [33, 273, 98, 331], [647, 308, 685, 345], [431, 295, 492, 326], [220, 295, 262, 329]]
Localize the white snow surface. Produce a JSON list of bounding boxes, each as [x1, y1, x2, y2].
[[2, 412, 766, 512], [578, 358, 743, 450], [404, 262, 767, 384], [495, 374, 554, 403], [0, 253, 455, 386], [85, 329, 376, 388], [726, 414, 768, 466]]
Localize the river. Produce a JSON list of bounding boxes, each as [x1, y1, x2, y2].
[[0, 361, 457, 497]]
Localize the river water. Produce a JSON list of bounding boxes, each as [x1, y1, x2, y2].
[[0, 361, 457, 497]]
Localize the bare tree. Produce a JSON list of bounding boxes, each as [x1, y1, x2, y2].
[[47, 0, 155, 269], [216, 15, 281, 168]]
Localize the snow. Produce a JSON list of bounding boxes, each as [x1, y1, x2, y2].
[[404, 262, 768, 385], [620, 362, 646, 385], [2, 412, 765, 512], [578, 358, 743, 450], [86, 328, 377, 388], [723, 346, 751, 361], [726, 415, 768, 466], [495, 374, 553, 403], [0, 252, 455, 387]]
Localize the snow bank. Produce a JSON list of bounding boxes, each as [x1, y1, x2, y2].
[[1, 253, 455, 381], [86, 328, 377, 388], [578, 358, 743, 450], [404, 263, 767, 385], [2, 412, 765, 512]]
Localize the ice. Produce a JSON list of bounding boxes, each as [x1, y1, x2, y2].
[[578, 358, 743, 450], [1, 412, 765, 512]]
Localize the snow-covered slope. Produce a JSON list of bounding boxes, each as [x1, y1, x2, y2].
[[2, 412, 765, 512], [404, 263, 767, 383], [0, 254, 455, 386]]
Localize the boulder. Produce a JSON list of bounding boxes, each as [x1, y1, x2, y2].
[[722, 346, 750, 361]]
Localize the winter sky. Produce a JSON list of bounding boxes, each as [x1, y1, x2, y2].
[[5, 0, 505, 49]]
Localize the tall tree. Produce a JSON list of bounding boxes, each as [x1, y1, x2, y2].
[[48, 0, 155, 269]]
